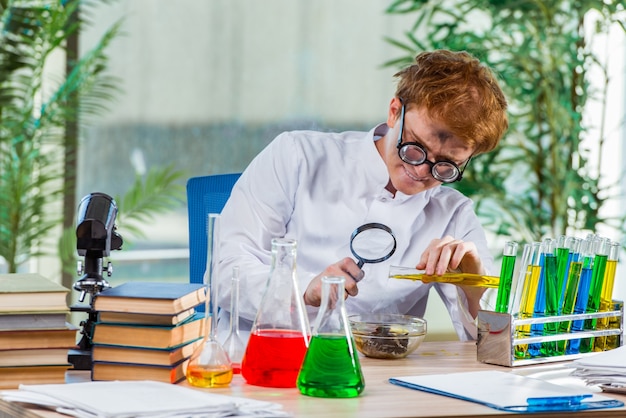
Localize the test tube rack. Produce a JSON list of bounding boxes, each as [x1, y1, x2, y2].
[[477, 302, 623, 367]]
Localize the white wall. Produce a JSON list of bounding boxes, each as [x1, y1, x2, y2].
[[82, 0, 412, 125]]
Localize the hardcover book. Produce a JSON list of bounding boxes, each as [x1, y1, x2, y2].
[[0, 348, 73, 367], [0, 324, 78, 350], [0, 311, 69, 330], [92, 312, 206, 349], [92, 338, 202, 366], [0, 365, 70, 389], [91, 359, 189, 384], [93, 282, 207, 315], [0, 273, 69, 312], [97, 307, 194, 326]]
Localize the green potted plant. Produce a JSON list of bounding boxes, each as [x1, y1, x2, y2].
[[0, 0, 185, 279], [385, 0, 625, 244]]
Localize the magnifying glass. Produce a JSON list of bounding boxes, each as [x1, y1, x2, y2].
[[350, 223, 397, 268]]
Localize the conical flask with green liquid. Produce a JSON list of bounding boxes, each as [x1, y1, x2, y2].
[[297, 276, 365, 398]]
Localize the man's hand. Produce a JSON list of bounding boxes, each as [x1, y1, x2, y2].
[[416, 235, 486, 317], [303, 257, 364, 307]]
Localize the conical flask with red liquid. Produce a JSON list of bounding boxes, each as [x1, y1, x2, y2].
[[241, 238, 310, 388]]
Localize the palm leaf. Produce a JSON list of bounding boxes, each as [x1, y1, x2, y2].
[[0, 0, 121, 272], [384, 0, 625, 244]]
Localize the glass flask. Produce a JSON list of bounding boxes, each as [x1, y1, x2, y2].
[[186, 213, 233, 388], [222, 266, 246, 374], [241, 238, 310, 388], [297, 276, 364, 398]]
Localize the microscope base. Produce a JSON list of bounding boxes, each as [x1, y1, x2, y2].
[[68, 348, 93, 371]]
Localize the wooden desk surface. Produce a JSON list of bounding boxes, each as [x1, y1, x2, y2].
[[1, 341, 626, 418]]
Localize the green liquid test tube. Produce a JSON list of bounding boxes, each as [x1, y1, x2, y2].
[[540, 251, 559, 357], [579, 237, 609, 353], [556, 237, 583, 354], [555, 235, 572, 309], [594, 241, 620, 351], [495, 241, 518, 313]]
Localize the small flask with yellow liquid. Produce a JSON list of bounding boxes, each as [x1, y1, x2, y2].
[[186, 213, 233, 387]]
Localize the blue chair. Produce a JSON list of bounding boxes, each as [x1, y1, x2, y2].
[[187, 173, 241, 287]]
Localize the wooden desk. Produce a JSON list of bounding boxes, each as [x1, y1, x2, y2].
[[1, 341, 626, 418]]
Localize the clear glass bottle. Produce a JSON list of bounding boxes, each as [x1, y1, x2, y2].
[[222, 266, 246, 374], [241, 238, 310, 388], [297, 276, 364, 398], [186, 213, 233, 387]]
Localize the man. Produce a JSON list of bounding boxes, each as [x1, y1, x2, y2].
[[216, 49, 508, 341]]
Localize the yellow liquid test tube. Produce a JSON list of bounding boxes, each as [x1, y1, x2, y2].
[[594, 241, 620, 351], [388, 267, 499, 288]]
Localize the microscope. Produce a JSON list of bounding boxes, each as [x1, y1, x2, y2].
[[68, 192, 123, 370]]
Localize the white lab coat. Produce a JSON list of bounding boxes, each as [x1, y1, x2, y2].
[[216, 123, 494, 342]]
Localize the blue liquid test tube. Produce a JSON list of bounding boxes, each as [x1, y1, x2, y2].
[[567, 236, 597, 355], [579, 237, 609, 353], [556, 237, 582, 354], [539, 240, 560, 357], [529, 238, 553, 358]]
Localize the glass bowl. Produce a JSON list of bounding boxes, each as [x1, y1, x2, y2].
[[348, 313, 427, 359]]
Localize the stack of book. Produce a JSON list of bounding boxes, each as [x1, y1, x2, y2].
[[0, 273, 78, 389], [91, 282, 208, 384]]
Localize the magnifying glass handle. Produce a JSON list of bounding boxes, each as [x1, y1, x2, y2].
[[357, 259, 364, 269]]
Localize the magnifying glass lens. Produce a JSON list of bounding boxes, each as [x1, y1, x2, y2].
[[350, 223, 397, 267]]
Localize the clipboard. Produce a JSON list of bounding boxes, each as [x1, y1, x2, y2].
[[389, 370, 624, 413]]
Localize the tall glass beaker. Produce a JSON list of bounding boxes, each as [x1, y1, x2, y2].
[[186, 213, 233, 387], [241, 238, 310, 388], [222, 266, 246, 374], [297, 276, 364, 398]]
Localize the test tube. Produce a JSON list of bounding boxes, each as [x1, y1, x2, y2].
[[513, 242, 543, 360], [593, 240, 620, 351], [606, 301, 623, 350], [528, 238, 553, 358], [555, 235, 572, 309], [495, 241, 519, 313], [556, 237, 583, 355], [540, 240, 559, 357], [579, 237, 609, 353], [567, 236, 597, 355], [510, 243, 532, 315]]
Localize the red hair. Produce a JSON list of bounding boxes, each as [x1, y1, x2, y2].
[[394, 50, 508, 154]]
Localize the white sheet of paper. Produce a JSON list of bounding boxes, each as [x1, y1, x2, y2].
[[389, 370, 621, 412], [571, 345, 626, 369], [1, 380, 289, 418]]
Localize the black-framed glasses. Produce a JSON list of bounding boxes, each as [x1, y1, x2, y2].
[[395, 102, 471, 183]]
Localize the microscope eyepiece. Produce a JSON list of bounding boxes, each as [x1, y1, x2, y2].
[[76, 192, 123, 257]]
